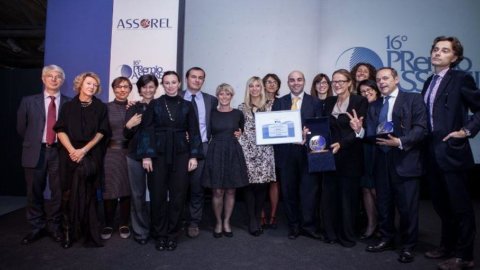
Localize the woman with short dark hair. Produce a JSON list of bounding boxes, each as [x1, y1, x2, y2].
[[124, 74, 158, 245], [101, 76, 133, 241]]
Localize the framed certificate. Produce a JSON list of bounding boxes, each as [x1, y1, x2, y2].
[[254, 110, 302, 145]]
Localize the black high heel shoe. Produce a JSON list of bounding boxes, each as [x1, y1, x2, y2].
[[269, 216, 278, 230], [360, 225, 377, 240], [61, 227, 72, 249], [213, 231, 223, 238]]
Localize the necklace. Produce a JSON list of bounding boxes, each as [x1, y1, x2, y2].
[[80, 100, 92, 107], [164, 98, 179, 121]]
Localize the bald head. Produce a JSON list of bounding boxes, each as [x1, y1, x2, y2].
[[287, 70, 305, 96]]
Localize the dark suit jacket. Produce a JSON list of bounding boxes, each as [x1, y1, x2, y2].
[[324, 95, 368, 177], [366, 91, 427, 177], [272, 92, 322, 168], [17, 93, 71, 168], [180, 90, 218, 139], [422, 69, 480, 171]]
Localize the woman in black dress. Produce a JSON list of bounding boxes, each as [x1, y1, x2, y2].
[[54, 72, 110, 248], [139, 71, 202, 251], [357, 79, 381, 239], [203, 83, 248, 238], [322, 69, 368, 247]]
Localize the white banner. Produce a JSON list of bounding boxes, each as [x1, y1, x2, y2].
[[109, 0, 180, 101]]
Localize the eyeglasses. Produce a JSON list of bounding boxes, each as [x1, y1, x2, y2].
[[266, 80, 278, 85], [115, 85, 131, 89], [331, 80, 349, 86], [45, 74, 63, 81], [360, 88, 374, 95], [317, 81, 329, 86]]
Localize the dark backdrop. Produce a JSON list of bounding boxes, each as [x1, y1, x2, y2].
[[1, 68, 42, 195]]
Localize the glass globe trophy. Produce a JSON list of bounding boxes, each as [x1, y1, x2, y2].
[[376, 121, 394, 138], [305, 117, 336, 173]]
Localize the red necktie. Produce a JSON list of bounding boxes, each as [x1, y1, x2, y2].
[[46, 96, 56, 145]]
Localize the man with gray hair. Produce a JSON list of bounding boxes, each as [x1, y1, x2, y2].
[[17, 65, 71, 244]]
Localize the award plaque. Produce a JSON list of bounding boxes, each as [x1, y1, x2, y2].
[[304, 117, 336, 173]]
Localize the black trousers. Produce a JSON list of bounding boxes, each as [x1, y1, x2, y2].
[[427, 152, 475, 260], [375, 149, 419, 250], [187, 142, 208, 228], [149, 153, 189, 241], [322, 173, 359, 247], [24, 145, 61, 233], [279, 145, 318, 233]]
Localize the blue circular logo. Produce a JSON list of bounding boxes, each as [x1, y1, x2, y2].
[[120, 65, 133, 78], [336, 47, 383, 70]]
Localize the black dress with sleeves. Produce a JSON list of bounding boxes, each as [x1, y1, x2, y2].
[[203, 109, 249, 189], [54, 95, 110, 247]]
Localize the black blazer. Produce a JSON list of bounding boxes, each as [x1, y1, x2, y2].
[[323, 95, 367, 177], [366, 91, 427, 177], [272, 92, 322, 168], [16, 93, 71, 168], [422, 69, 480, 171]]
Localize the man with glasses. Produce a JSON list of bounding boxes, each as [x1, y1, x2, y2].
[[180, 67, 218, 238], [17, 65, 71, 244], [350, 67, 427, 263], [272, 70, 322, 239], [422, 36, 480, 270]]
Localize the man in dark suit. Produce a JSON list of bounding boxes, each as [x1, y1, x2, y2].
[[180, 67, 218, 238], [272, 70, 322, 239], [422, 36, 480, 270], [16, 65, 71, 244], [350, 67, 427, 263]]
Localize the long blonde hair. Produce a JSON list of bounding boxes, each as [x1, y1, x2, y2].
[[243, 76, 266, 111]]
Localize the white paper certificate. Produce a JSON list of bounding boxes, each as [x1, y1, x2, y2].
[[255, 110, 302, 145]]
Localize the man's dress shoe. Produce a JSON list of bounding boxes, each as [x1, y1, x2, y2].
[[301, 230, 324, 240], [288, 228, 300, 240], [424, 246, 454, 259], [438, 258, 475, 270], [366, 241, 394, 252], [155, 240, 166, 251], [398, 249, 414, 263]]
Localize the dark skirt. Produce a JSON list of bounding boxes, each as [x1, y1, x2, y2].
[[103, 148, 130, 199], [59, 149, 103, 247], [203, 137, 248, 189]]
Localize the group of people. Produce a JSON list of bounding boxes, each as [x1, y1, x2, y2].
[[17, 36, 478, 269]]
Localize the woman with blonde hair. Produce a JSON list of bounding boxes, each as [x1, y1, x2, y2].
[[54, 72, 110, 248], [203, 83, 248, 238], [238, 77, 276, 236]]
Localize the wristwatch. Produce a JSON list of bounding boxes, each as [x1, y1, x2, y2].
[[461, 127, 471, 137]]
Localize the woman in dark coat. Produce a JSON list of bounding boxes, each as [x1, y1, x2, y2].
[[123, 74, 158, 245], [54, 72, 110, 248], [139, 71, 202, 251], [322, 69, 368, 247]]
